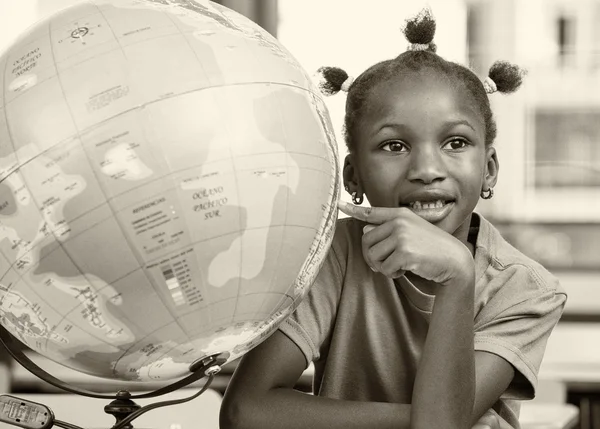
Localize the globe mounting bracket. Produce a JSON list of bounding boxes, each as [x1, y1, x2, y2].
[[0, 324, 228, 400]]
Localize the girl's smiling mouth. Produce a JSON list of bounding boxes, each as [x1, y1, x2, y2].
[[399, 190, 456, 223], [403, 200, 455, 223], [407, 200, 449, 209]]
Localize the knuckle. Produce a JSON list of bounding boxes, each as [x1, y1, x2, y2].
[[405, 260, 418, 273], [380, 259, 399, 277], [391, 216, 404, 226], [365, 247, 376, 262], [390, 217, 407, 234], [391, 227, 404, 242], [379, 262, 392, 277]]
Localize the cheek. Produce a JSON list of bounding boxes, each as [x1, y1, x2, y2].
[[360, 157, 400, 185], [458, 157, 486, 198], [356, 159, 400, 201]]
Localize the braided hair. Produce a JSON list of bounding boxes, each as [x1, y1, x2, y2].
[[315, 8, 526, 151]]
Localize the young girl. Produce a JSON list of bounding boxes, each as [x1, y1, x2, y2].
[[220, 9, 566, 429]]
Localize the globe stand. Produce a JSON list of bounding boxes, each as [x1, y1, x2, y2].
[[0, 325, 229, 429], [104, 391, 141, 429]]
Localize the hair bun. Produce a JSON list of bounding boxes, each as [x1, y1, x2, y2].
[[488, 60, 527, 94], [403, 8, 437, 53], [314, 66, 352, 96]]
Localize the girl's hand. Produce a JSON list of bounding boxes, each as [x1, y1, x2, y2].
[[338, 200, 474, 286]]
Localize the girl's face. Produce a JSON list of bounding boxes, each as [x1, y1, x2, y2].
[[345, 72, 498, 243]]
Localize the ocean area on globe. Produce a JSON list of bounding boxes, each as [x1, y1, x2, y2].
[[0, 0, 340, 383]]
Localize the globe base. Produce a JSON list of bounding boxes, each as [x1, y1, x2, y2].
[[0, 326, 227, 429]]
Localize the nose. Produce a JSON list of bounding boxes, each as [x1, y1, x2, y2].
[[406, 145, 446, 184]]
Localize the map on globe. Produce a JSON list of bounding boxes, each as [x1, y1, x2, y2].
[[0, 0, 340, 382]]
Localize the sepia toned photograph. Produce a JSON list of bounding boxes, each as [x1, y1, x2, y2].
[[0, 1, 598, 428]]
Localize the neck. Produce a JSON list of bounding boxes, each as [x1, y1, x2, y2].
[[454, 213, 476, 257]]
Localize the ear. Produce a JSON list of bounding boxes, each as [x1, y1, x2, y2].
[[343, 154, 361, 194], [483, 146, 499, 190]]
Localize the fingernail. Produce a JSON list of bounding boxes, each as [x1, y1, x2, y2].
[[363, 225, 375, 234]]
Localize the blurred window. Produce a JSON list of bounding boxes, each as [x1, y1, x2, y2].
[[557, 14, 574, 65], [533, 109, 600, 188], [466, 1, 484, 73], [495, 221, 600, 271]]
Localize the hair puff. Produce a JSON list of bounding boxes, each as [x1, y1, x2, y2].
[[314, 66, 351, 96], [402, 8, 437, 53], [488, 60, 527, 94]]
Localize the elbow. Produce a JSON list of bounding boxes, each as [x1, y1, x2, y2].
[[220, 389, 267, 429], [220, 394, 248, 429]]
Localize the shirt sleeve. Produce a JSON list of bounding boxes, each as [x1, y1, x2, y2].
[[473, 264, 567, 400], [278, 237, 345, 368]]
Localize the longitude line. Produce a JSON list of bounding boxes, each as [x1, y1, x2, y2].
[[37, 10, 148, 352], [48, 9, 173, 357], [0, 24, 17, 297], [90, 7, 195, 373], [155, 10, 214, 344], [1, 22, 95, 352], [225, 90, 244, 324], [166, 8, 222, 334], [255, 90, 291, 319]]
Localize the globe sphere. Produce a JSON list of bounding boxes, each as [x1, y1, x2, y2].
[[0, 0, 339, 382]]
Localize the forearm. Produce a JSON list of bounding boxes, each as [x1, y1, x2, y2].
[[222, 387, 411, 429], [411, 276, 476, 429]]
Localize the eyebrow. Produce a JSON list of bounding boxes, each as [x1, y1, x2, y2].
[[375, 119, 477, 135], [443, 119, 477, 133]]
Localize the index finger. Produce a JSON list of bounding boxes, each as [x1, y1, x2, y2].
[[337, 200, 401, 224]]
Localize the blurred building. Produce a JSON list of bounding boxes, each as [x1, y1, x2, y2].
[[466, 0, 600, 275], [466, 1, 600, 426]]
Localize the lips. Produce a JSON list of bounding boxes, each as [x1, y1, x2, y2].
[[399, 190, 456, 223]]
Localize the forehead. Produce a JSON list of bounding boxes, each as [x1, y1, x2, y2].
[[360, 72, 485, 132]]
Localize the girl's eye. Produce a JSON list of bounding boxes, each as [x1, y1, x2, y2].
[[443, 138, 468, 150], [381, 141, 407, 152]]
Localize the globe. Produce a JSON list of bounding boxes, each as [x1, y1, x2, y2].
[[0, 0, 339, 382]]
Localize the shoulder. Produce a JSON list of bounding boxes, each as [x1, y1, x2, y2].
[[474, 213, 566, 300], [330, 216, 365, 258], [316, 216, 374, 284]]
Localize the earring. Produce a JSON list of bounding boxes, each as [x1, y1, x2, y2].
[[351, 191, 364, 205], [480, 188, 494, 200]]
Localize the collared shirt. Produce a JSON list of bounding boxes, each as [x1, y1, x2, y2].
[[279, 212, 567, 428]]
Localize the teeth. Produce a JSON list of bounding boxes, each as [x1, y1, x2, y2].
[[409, 200, 446, 209]]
